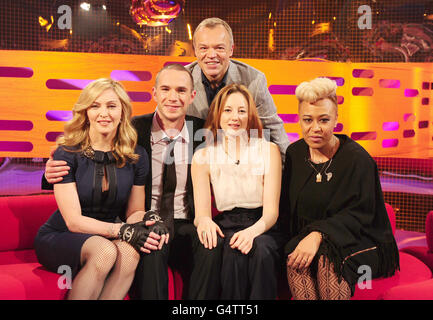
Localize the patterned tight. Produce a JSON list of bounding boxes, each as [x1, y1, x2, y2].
[[286, 255, 351, 300]]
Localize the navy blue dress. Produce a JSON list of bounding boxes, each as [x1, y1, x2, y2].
[[34, 145, 148, 277]]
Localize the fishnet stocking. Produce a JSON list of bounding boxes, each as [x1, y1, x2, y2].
[[317, 256, 351, 300], [68, 236, 118, 300], [287, 255, 351, 300], [98, 240, 140, 300]]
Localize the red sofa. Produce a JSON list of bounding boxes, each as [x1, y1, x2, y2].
[[0, 194, 178, 300], [351, 204, 432, 300], [0, 194, 67, 299], [0, 194, 431, 300], [384, 210, 433, 299]]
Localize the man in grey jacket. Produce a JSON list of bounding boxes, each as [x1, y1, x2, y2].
[[185, 17, 289, 160]]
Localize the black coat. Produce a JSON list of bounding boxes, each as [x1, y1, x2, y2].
[[279, 134, 399, 286], [131, 113, 205, 221]]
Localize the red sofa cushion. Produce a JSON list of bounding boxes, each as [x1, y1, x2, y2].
[[381, 278, 433, 300], [399, 211, 433, 272], [426, 211, 433, 252], [351, 252, 432, 300], [385, 203, 396, 235], [400, 246, 433, 272], [0, 249, 38, 265], [0, 194, 57, 252], [0, 263, 68, 300]]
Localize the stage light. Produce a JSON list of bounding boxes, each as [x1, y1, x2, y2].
[[130, 0, 185, 26], [187, 23, 192, 40], [38, 16, 48, 27], [268, 28, 275, 52], [312, 23, 330, 36], [102, 5, 107, 10], [80, 2, 91, 11], [38, 15, 54, 32]]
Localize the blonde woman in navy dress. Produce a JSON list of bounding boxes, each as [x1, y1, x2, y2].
[[34, 78, 160, 299], [191, 84, 285, 299]]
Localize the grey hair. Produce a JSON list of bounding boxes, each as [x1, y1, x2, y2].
[[193, 17, 234, 47], [295, 77, 338, 107]]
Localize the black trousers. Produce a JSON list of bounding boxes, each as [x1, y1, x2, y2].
[[129, 219, 223, 300], [215, 207, 285, 300]]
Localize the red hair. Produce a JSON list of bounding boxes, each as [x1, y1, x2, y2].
[[204, 83, 263, 144]]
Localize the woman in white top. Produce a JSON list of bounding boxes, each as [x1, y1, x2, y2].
[[191, 83, 285, 299]]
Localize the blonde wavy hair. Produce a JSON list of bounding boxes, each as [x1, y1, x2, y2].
[[295, 77, 338, 112], [56, 78, 138, 167]]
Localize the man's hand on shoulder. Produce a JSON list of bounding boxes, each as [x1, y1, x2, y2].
[[45, 158, 70, 184]]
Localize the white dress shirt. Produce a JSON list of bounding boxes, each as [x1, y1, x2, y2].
[[150, 115, 190, 220]]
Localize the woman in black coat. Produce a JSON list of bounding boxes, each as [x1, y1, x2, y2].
[[280, 77, 399, 300]]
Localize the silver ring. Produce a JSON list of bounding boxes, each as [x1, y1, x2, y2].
[[202, 231, 206, 238]]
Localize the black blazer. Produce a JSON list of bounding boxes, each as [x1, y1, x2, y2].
[[131, 113, 205, 221]]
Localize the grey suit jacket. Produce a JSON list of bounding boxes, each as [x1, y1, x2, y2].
[[185, 59, 289, 161]]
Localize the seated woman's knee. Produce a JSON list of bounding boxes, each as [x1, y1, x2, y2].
[[251, 236, 275, 259], [114, 241, 140, 275], [85, 239, 118, 277]]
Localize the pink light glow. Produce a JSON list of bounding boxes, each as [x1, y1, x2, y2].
[[404, 89, 419, 97], [382, 139, 399, 148], [379, 79, 400, 88], [383, 122, 399, 131]]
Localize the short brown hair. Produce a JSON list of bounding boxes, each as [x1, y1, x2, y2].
[[204, 83, 263, 143], [155, 63, 194, 90]]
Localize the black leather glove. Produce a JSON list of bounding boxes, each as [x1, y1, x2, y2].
[[143, 210, 169, 236], [118, 221, 151, 252]]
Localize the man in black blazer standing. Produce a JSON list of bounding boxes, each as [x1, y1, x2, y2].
[[43, 64, 223, 300]]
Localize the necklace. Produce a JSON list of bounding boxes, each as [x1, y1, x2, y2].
[[222, 138, 241, 165], [224, 149, 240, 165], [307, 158, 333, 182]]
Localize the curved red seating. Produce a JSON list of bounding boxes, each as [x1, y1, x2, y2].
[[400, 211, 433, 272], [0, 195, 431, 300], [351, 204, 432, 300], [0, 194, 176, 300], [0, 194, 68, 299], [387, 210, 433, 300]]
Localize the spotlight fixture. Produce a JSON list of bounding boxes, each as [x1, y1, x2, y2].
[[80, 2, 91, 11], [38, 15, 54, 32], [130, 0, 185, 26]]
